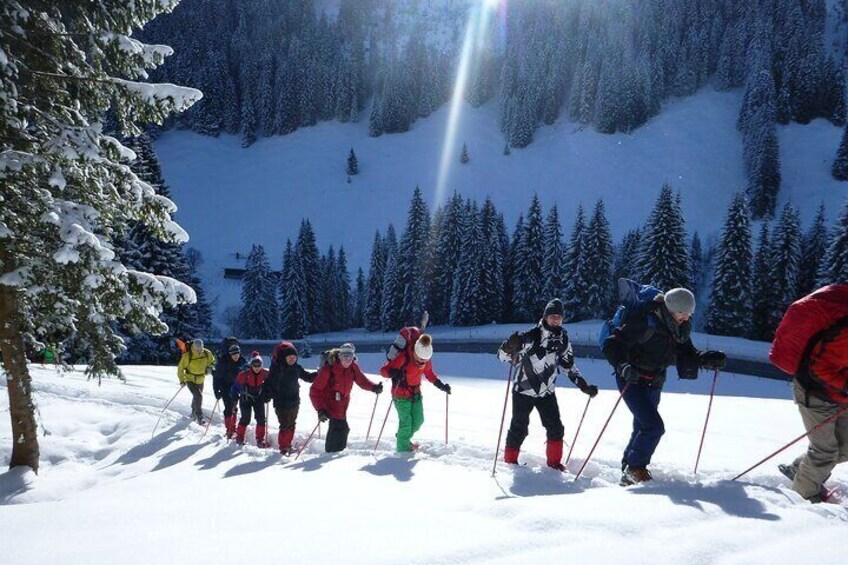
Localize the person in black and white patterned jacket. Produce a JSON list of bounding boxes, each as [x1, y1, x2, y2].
[[498, 298, 598, 470]]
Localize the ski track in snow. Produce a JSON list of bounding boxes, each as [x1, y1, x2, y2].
[[2, 364, 847, 564]]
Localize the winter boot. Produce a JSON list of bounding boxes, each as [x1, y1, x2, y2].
[[778, 463, 798, 481], [256, 425, 269, 448], [620, 465, 653, 486], [235, 424, 247, 445], [224, 416, 236, 440], [278, 428, 295, 455], [546, 440, 565, 471], [504, 446, 520, 465]]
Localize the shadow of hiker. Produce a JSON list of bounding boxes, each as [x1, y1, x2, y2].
[[629, 479, 781, 521], [195, 445, 241, 471], [506, 465, 586, 498], [112, 423, 184, 467], [224, 456, 279, 478], [358, 456, 420, 482], [0, 467, 36, 505], [152, 443, 206, 472], [285, 451, 346, 473]]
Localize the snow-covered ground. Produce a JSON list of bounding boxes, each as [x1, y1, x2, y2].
[[2, 354, 846, 564]]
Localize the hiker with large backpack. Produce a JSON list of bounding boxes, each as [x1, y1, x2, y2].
[[380, 331, 450, 452], [261, 341, 317, 455], [772, 285, 848, 503], [497, 298, 598, 471], [602, 281, 725, 485], [177, 338, 216, 424], [231, 351, 270, 447], [212, 337, 246, 439], [309, 343, 382, 453]]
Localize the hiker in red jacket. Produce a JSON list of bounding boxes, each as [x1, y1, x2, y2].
[[231, 351, 270, 447], [310, 343, 381, 452]]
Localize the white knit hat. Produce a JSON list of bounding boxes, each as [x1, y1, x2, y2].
[[249, 351, 263, 366], [414, 334, 433, 361]]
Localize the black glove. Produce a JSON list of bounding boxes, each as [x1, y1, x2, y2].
[[434, 380, 451, 394], [373, 382, 384, 395], [700, 350, 726, 370], [619, 363, 641, 385], [213, 388, 222, 400], [502, 332, 523, 356], [317, 410, 329, 423], [546, 334, 565, 354], [582, 384, 599, 398]]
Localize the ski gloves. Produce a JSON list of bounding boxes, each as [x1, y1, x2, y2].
[[434, 380, 452, 394], [619, 363, 642, 385], [581, 384, 599, 398], [317, 410, 329, 423], [699, 350, 726, 370], [373, 382, 384, 395], [214, 388, 223, 400]]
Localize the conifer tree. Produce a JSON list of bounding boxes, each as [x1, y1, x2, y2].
[[766, 204, 802, 336], [238, 245, 279, 339], [364, 231, 386, 332], [689, 232, 704, 297], [512, 195, 545, 321], [583, 200, 614, 319], [503, 215, 524, 323], [637, 184, 690, 291], [353, 267, 366, 328], [335, 247, 353, 330], [450, 201, 483, 326], [541, 205, 566, 305], [818, 199, 848, 287], [428, 192, 463, 324], [380, 225, 403, 331], [479, 198, 505, 324], [612, 229, 643, 288], [832, 123, 848, 181], [295, 219, 324, 333], [279, 239, 310, 338], [798, 204, 828, 297], [460, 142, 470, 164], [396, 187, 431, 326], [563, 205, 589, 321], [751, 222, 777, 340], [706, 193, 753, 336], [347, 147, 359, 176]]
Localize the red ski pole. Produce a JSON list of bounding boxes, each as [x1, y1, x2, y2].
[[373, 398, 394, 452], [366, 393, 379, 441], [492, 363, 516, 476], [573, 383, 630, 482], [732, 402, 848, 481], [294, 421, 321, 461], [445, 393, 449, 445], [565, 395, 593, 467], [694, 369, 720, 475]]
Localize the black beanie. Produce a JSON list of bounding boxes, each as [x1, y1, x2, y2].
[[543, 298, 564, 318]]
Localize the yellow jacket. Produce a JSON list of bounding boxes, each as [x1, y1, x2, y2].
[[178, 348, 215, 385]]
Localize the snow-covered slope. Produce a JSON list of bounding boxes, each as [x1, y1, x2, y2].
[[155, 88, 848, 322], [2, 357, 847, 563]]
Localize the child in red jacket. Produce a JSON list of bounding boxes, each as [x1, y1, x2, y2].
[[310, 343, 381, 452], [231, 351, 270, 447]]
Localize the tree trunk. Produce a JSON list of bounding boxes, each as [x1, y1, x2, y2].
[[0, 281, 40, 473]]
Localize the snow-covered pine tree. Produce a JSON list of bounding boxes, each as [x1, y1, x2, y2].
[[279, 239, 310, 339], [353, 267, 366, 328], [503, 215, 524, 323], [636, 184, 690, 291], [512, 195, 545, 321], [612, 228, 643, 288], [478, 198, 505, 324], [750, 222, 777, 340], [321, 246, 339, 331], [563, 205, 589, 321], [817, 199, 848, 287], [380, 225, 403, 331], [364, 231, 386, 332], [238, 245, 279, 339], [706, 193, 753, 337], [0, 0, 201, 472], [766, 204, 802, 335], [347, 147, 359, 176], [832, 123, 848, 181], [496, 213, 512, 323], [503, 143, 511, 156], [689, 232, 704, 297], [335, 247, 353, 330], [295, 219, 325, 334], [427, 192, 463, 324], [583, 200, 615, 319], [460, 142, 470, 164], [541, 205, 566, 309], [396, 187, 431, 326], [450, 200, 483, 326], [798, 204, 828, 297]]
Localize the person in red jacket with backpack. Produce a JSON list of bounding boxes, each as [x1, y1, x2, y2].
[[380, 333, 451, 452], [231, 351, 270, 447], [310, 343, 382, 453], [772, 285, 848, 503]]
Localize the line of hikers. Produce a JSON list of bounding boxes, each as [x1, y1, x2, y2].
[[175, 281, 848, 501]]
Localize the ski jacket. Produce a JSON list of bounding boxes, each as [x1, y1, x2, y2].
[[498, 321, 589, 398], [177, 348, 215, 385], [262, 361, 317, 409], [233, 368, 269, 400], [602, 301, 700, 388], [380, 350, 440, 400], [804, 324, 848, 404], [213, 354, 247, 397], [310, 360, 377, 419]]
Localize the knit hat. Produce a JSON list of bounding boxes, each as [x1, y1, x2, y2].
[[414, 334, 433, 361], [339, 342, 356, 358], [228, 344, 241, 355], [249, 351, 263, 367], [543, 298, 564, 318], [276, 341, 297, 359], [664, 288, 696, 314]]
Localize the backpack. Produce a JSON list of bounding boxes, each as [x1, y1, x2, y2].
[[597, 278, 663, 348], [770, 285, 848, 379], [387, 326, 423, 362]]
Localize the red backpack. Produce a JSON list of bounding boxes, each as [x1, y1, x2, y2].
[[387, 326, 422, 362], [770, 285, 848, 399]]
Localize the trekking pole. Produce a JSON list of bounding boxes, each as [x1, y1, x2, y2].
[[573, 383, 630, 482], [198, 398, 220, 443], [565, 395, 593, 467], [492, 363, 516, 476], [294, 421, 321, 460], [732, 402, 848, 481], [445, 393, 449, 445], [152, 385, 185, 438], [694, 369, 720, 475], [366, 394, 379, 441], [373, 398, 394, 452]]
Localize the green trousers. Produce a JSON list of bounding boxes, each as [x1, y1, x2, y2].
[[394, 395, 425, 451]]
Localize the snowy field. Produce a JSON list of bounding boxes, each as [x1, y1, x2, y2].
[[2, 354, 846, 564]]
